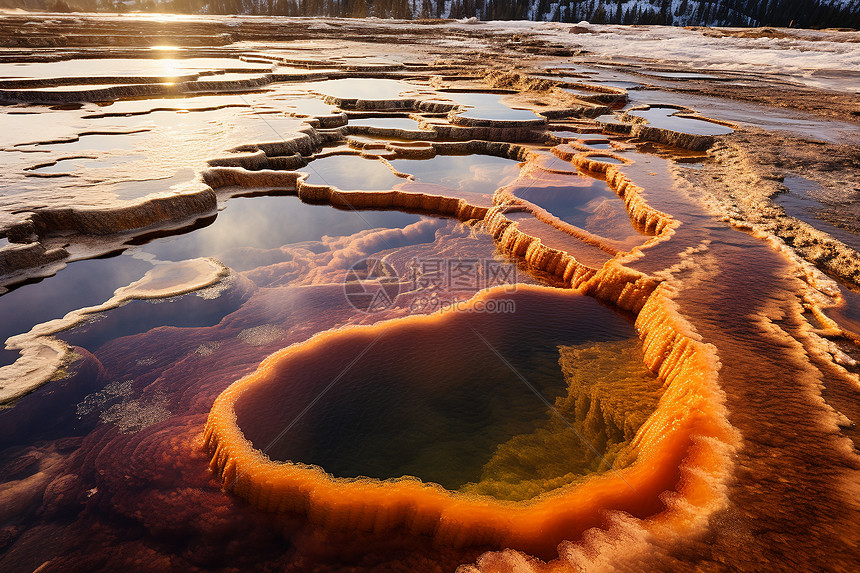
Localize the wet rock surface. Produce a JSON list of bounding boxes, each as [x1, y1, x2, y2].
[[0, 14, 859, 573]]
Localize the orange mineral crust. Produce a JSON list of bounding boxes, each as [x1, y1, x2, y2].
[[198, 142, 676, 305], [4, 27, 859, 572], [550, 146, 676, 237], [204, 282, 738, 559]]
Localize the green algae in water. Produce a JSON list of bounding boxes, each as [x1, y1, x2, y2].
[[234, 288, 645, 495], [461, 338, 662, 501]]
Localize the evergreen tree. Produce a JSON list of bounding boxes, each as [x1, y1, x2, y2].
[[67, 0, 860, 29], [660, 0, 673, 24]]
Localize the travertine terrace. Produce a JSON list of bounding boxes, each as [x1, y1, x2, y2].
[[0, 13, 859, 573]]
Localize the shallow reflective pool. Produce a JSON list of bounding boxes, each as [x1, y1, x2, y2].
[[511, 173, 639, 241], [776, 175, 860, 252], [138, 194, 422, 269], [15, 84, 148, 92], [550, 131, 609, 142], [444, 92, 543, 122], [561, 86, 598, 98], [0, 255, 153, 367], [0, 57, 272, 80], [235, 288, 639, 491], [283, 97, 338, 116], [302, 154, 406, 190], [639, 71, 720, 80], [27, 157, 108, 174], [627, 106, 734, 136], [30, 131, 150, 152], [302, 78, 421, 101], [389, 154, 521, 195], [349, 117, 424, 130]]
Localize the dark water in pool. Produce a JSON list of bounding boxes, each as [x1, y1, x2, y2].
[[0, 255, 153, 367], [236, 288, 637, 490], [0, 194, 420, 367], [55, 288, 245, 355]]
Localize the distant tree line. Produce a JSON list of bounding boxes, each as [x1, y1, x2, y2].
[[23, 0, 860, 29], [189, 0, 860, 28]]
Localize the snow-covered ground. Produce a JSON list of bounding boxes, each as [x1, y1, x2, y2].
[[449, 20, 860, 92], [2, 11, 858, 91]]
